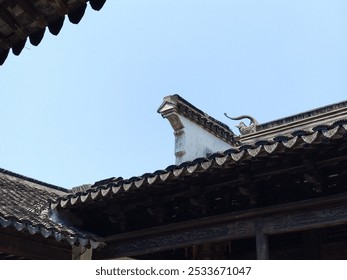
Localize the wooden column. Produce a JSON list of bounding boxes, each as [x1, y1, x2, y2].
[[72, 246, 93, 260], [255, 218, 269, 260], [302, 229, 321, 260]]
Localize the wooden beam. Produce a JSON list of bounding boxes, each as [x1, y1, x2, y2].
[[0, 227, 71, 259], [95, 193, 347, 259], [263, 204, 347, 235], [94, 220, 255, 259], [105, 192, 347, 243]]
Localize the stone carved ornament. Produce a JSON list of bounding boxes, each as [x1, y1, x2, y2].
[[224, 113, 259, 135]]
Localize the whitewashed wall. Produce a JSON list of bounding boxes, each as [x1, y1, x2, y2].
[[173, 116, 232, 164]]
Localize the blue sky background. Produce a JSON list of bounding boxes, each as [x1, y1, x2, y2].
[[1, 0, 346, 188]]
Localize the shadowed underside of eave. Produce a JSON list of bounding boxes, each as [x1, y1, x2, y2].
[[51, 119, 347, 210], [0, 0, 107, 66]]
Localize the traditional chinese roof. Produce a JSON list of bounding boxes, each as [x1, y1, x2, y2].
[[238, 100, 347, 143], [2, 97, 346, 256], [0, 0, 107, 65], [50, 115, 347, 210], [43, 99, 347, 259], [0, 168, 101, 248]]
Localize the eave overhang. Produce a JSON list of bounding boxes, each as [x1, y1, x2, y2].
[[0, 213, 101, 249], [50, 119, 347, 210], [0, 0, 107, 65]]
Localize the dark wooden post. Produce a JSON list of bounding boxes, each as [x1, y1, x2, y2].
[[255, 218, 269, 260], [302, 229, 321, 260]]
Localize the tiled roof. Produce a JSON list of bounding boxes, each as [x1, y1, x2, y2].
[[0, 168, 101, 248], [258, 100, 347, 132], [238, 100, 347, 144], [50, 118, 347, 210], [0, 0, 107, 66]]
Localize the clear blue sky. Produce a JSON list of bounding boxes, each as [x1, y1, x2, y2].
[[1, 0, 346, 188]]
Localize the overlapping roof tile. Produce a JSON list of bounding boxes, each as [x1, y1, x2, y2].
[[0, 168, 102, 248], [0, 0, 107, 65], [50, 119, 347, 210]]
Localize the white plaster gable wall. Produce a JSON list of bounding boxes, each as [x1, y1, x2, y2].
[[174, 116, 232, 164], [158, 95, 234, 165]]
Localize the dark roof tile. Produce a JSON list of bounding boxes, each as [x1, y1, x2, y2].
[[0, 0, 107, 66], [51, 120, 347, 210], [273, 135, 291, 142], [312, 125, 330, 132], [291, 130, 310, 137], [0, 169, 102, 248]]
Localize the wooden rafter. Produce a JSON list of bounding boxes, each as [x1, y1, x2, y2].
[[94, 193, 347, 259], [0, 0, 107, 65]]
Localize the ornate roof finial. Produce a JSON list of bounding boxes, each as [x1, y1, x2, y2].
[[224, 113, 259, 135]]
